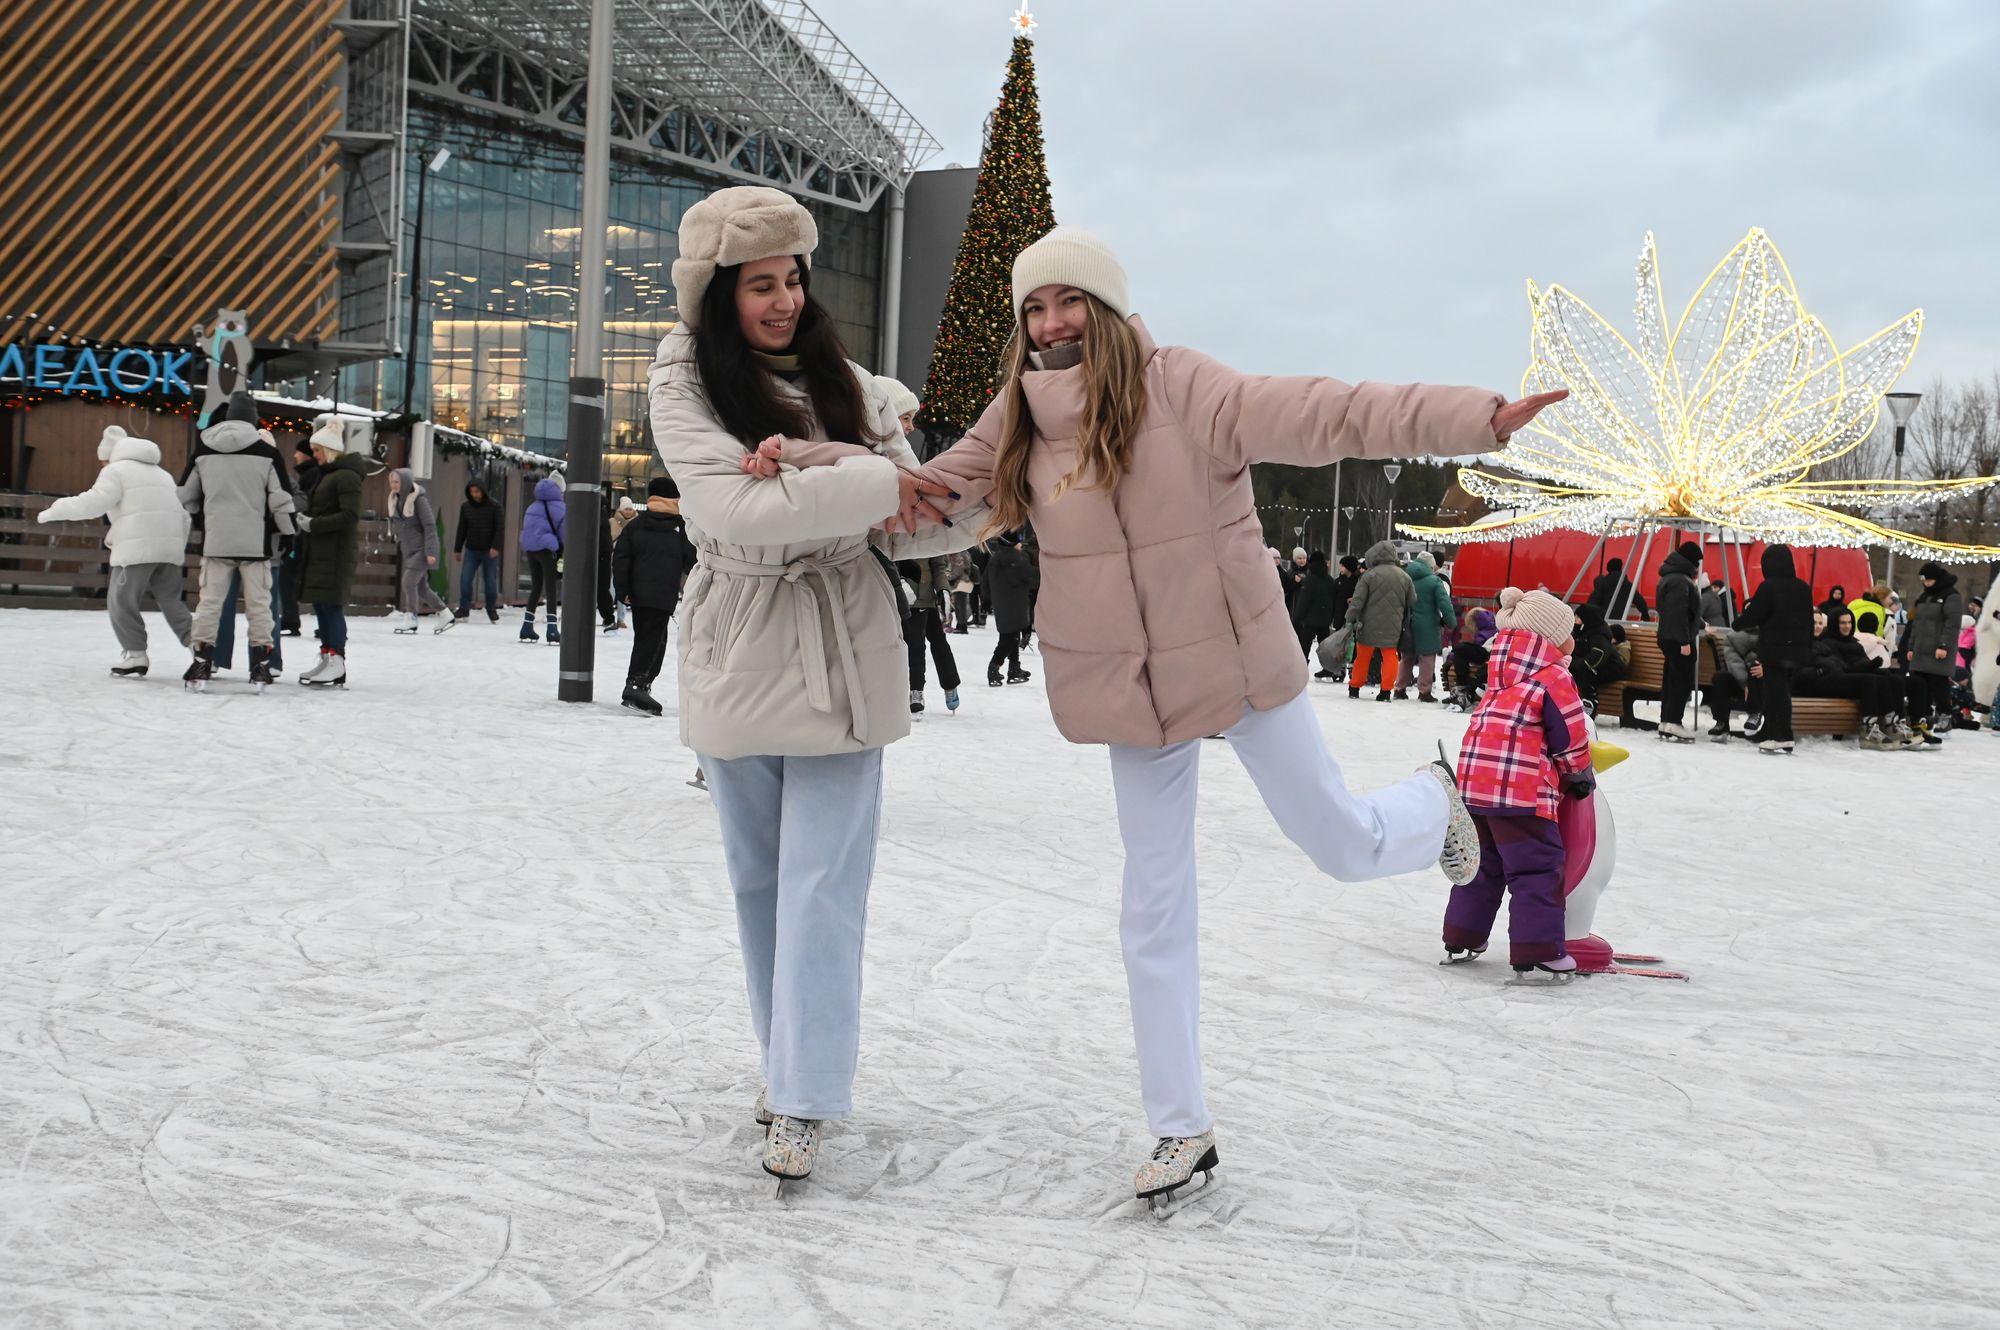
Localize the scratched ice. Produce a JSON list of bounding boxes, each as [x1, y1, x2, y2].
[[0, 608, 1991, 1328]]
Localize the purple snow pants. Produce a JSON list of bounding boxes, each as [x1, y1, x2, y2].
[[1442, 813, 1568, 965]]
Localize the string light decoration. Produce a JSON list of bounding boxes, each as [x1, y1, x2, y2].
[[916, 18, 1056, 433], [1401, 229, 2000, 561]]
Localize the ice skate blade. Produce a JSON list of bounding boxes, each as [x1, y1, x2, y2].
[[1144, 1169, 1219, 1219], [1505, 971, 1577, 988]]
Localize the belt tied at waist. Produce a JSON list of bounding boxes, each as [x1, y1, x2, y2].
[[698, 543, 883, 741]]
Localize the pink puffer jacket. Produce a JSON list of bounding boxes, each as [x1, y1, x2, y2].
[[805, 318, 1504, 746]]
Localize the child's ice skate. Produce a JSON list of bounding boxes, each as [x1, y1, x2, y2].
[[1440, 944, 1487, 965], [1508, 956, 1579, 986], [1135, 1130, 1219, 1218]]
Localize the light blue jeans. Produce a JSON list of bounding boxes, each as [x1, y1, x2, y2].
[[700, 747, 884, 1120]]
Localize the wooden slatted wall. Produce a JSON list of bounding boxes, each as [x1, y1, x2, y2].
[[0, 0, 346, 348]]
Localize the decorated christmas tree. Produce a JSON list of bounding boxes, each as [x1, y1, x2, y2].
[[918, 8, 1057, 436]]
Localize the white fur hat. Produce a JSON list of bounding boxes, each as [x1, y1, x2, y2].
[[672, 186, 818, 330], [1495, 586, 1574, 647], [874, 375, 920, 419], [1011, 225, 1130, 322]]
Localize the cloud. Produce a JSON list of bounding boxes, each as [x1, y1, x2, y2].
[[816, 0, 1998, 390]]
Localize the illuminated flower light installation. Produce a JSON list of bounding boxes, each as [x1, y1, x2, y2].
[[1403, 229, 2000, 560]]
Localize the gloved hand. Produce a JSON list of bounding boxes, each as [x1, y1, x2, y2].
[[1563, 773, 1596, 800], [293, 514, 313, 533], [35, 508, 54, 524]]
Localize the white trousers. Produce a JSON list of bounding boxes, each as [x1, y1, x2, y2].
[[1107, 687, 1449, 1138]]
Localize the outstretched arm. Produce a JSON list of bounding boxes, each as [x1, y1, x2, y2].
[[39, 469, 124, 524], [1156, 344, 1563, 470]]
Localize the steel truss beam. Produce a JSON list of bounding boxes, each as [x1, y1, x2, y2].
[[407, 0, 938, 210]]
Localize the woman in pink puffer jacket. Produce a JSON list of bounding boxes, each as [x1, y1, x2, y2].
[[788, 227, 1564, 1207]]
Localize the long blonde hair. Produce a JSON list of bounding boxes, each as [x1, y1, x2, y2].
[[984, 294, 1148, 536]]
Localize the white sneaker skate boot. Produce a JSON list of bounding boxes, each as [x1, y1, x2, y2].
[[1420, 743, 1481, 886], [111, 650, 149, 678], [763, 1115, 821, 1181], [754, 1088, 774, 1126], [1136, 1130, 1220, 1216]]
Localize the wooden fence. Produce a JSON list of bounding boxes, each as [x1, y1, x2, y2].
[[0, 492, 400, 614]]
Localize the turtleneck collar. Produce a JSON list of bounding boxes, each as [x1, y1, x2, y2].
[[753, 348, 804, 378], [1028, 342, 1084, 372]]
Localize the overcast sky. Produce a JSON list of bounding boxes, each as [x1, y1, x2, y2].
[[810, 0, 1998, 397]]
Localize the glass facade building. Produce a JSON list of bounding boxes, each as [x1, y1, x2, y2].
[[337, 105, 885, 493]]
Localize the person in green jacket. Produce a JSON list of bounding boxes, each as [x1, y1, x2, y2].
[[294, 422, 369, 688], [1345, 539, 1415, 700], [1395, 550, 1457, 702]]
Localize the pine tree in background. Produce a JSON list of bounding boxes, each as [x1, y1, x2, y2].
[[918, 31, 1056, 437]]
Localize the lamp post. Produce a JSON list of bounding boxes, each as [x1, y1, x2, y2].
[[558, 0, 613, 703], [1330, 457, 1343, 556], [1381, 463, 1402, 550], [1883, 390, 1921, 592], [401, 146, 452, 417]]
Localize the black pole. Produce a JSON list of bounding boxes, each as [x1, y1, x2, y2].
[[557, 376, 604, 702], [401, 159, 429, 417]]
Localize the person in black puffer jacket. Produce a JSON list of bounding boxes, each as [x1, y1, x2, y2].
[[1290, 551, 1338, 657], [612, 476, 699, 715], [454, 481, 507, 621], [1585, 556, 1647, 620], [1330, 555, 1359, 630], [1653, 542, 1704, 737], [1793, 606, 1919, 750], [1904, 562, 1965, 733], [1733, 544, 1814, 752], [1568, 601, 1626, 710]]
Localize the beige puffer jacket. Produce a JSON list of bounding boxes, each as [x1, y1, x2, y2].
[[647, 327, 981, 759], [915, 317, 1503, 747]]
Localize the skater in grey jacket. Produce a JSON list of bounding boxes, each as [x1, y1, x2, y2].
[[37, 425, 193, 676], [386, 467, 447, 631], [177, 392, 296, 687]]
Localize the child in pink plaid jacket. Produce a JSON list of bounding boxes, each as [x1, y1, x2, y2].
[[1442, 587, 1595, 976]]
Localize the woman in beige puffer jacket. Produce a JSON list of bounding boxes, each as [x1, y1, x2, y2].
[[647, 186, 977, 1185], [797, 226, 1566, 1203]]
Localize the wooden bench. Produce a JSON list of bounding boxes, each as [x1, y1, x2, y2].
[[1595, 622, 1713, 730], [1598, 620, 1863, 738]]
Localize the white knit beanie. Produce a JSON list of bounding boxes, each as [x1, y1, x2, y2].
[[672, 185, 818, 330], [874, 375, 920, 419], [1011, 226, 1130, 322], [1495, 587, 1574, 647], [309, 418, 350, 456], [96, 425, 130, 461]]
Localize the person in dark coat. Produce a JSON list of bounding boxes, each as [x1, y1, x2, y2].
[[1330, 555, 1359, 629], [453, 480, 506, 622], [1793, 607, 1918, 750], [613, 476, 698, 715], [294, 423, 369, 688], [1290, 551, 1338, 657], [1733, 544, 1814, 752], [1816, 584, 1849, 620], [1700, 580, 1734, 627], [1653, 542, 1704, 737], [899, 553, 962, 712], [282, 441, 321, 636], [985, 535, 1039, 686], [1585, 556, 1647, 620], [1567, 601, 1626, 709], [1904, 563, 1965, 734]]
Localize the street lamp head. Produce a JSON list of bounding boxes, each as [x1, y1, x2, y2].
[[427, 147, 454, 174], [1884, 391, 1921, 427]]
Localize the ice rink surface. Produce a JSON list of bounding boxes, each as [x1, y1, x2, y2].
[[1, 608, 1993, 1328]]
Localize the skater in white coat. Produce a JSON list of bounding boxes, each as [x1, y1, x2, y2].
[[647, 185, 980, 1184], [784, 227, 1567, 1209], [37, 425, 193, 675]]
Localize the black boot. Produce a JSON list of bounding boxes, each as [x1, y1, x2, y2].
[[1006, 667, 1031, 684], [249, 644, 275, 690], [621, 682, 663, 716], [988, 669, 1004, 688], [182, 644, 215, 691]]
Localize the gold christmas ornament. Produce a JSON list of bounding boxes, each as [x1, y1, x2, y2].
[[1403, 229, 2000, 561]]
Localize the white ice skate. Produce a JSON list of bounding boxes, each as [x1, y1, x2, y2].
[[754, 1087, 773, 1127], [763, 1115, 820, 1185], [1421, 744, 1481, 886], [1135, 1130, 1219, 1217], [394, 614, 420, 635], [299, 649, 347, 689], [1508, 956, 1579, 986], [110, 651, 149, 678]]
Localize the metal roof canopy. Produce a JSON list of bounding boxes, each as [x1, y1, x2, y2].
[[408, 0, 940, 209]]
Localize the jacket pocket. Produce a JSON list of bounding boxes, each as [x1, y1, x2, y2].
[[700, 576, 747, 670]]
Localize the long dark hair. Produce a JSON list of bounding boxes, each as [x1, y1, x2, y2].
[[692, 256, 881, 450]]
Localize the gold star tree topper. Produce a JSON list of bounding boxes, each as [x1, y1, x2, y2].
[[1404, 229, 2000, 560], [1010, 3, 1037, 36]]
